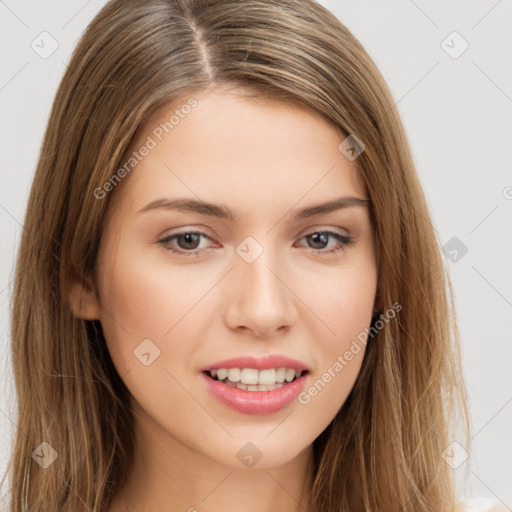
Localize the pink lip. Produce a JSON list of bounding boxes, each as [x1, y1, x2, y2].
[[200, 354, 310, 372], [200, 371, 308, 415]]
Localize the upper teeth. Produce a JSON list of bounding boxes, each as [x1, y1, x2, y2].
[[209, 368, 303, 385]]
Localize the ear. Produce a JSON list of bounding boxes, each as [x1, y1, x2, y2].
[[67, 274, 102, 320]]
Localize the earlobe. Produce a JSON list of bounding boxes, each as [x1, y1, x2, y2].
[[68, 276, 101, 320]]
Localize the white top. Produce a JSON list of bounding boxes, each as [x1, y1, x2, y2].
[[458, 497, 505, 511]]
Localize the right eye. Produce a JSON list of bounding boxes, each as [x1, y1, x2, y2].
[[157, 231, 213, 256]]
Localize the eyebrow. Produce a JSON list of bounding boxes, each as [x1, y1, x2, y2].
[[136, 196, 370, 221]]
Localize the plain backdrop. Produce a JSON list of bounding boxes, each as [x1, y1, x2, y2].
[[1, 0, 511, 506]]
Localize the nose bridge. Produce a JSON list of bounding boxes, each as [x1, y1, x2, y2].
[[237, 234, 286, 301], [225, 234, 296, 334]]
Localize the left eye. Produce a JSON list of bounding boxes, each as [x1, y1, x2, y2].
[[157, 230, 354, 256], [299, 231, 354, 254]]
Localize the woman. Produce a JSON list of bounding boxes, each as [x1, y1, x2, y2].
[[2, 0, 503, 510]]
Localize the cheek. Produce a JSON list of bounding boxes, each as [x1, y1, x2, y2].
[[96, 241, 221, 373], [299, 255, 376, 415], [94, 239, 168, 368], [98, 242, 201, 334], [311, 252, 377, 337], [100, 263, 166, 342], [298, 298, 371, 427]]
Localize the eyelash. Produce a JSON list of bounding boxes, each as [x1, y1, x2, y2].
[[157, 230, 354, 256]]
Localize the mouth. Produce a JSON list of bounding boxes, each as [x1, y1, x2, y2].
[[199, 354, 311, 414], [202, 368, 309, 392], [200, 367, 310, 415]]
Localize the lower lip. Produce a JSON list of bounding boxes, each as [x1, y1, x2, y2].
[[200, 372, 308, 415]]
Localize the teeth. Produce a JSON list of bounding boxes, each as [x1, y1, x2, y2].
[[227, 368, 241, 382], [230, 381, 285, 391], [285, 368, 296, 382], [258, 369, 276, 385], [216, 368, 228, 381], [207, 367, 305, 386], [241, 368, 259, 384]]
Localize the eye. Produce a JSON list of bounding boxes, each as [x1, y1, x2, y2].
[[296, 230, 354, 255], [157, 229, 354, 256], [158, 231, 212, 256]]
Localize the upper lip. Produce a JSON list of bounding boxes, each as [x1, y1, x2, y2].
[[201, 354, 310, 372]]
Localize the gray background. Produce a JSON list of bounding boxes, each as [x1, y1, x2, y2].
[[1, 0, 511, 507]]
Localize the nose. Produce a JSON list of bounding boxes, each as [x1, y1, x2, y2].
[[223, 246, 297, 338]]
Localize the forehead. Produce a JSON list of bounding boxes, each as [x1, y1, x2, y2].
[[110, 87, 367, 214]]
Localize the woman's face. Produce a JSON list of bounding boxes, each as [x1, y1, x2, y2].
[[83, 86, 377, 470]]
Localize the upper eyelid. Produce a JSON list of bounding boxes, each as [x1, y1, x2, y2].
[[160, 226, 350, 240]]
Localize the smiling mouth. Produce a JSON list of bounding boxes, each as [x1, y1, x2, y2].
[[203, 368, 309, 392]]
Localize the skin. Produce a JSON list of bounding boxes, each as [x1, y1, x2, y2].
[[71, 84, 378, 512]]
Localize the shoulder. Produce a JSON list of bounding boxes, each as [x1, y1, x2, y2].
[[457, 497, 511, 512]]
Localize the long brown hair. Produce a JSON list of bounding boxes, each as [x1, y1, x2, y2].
[[3, 0, 470, 510]]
